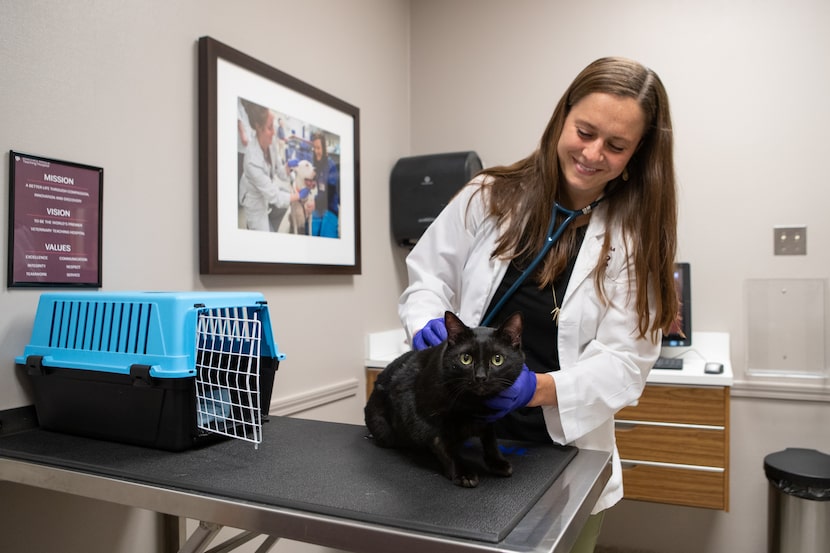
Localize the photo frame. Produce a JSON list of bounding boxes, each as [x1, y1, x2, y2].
[[198, 36, 361, 275], [7, 150, 103, 288]]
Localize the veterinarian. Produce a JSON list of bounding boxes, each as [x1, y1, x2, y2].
[[238, 102, 298, 232], [398, 56, 677, 553]]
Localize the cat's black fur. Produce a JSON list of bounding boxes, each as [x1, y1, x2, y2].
[[364, 311, 525, 487]]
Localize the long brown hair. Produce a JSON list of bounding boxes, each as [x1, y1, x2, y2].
[[481, 57, 677, 341]]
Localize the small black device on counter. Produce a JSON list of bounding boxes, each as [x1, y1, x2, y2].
[[704, 362, 724, 374]]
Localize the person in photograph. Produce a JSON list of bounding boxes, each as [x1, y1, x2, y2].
[[311, 131, 340, 238], [238, 102, 297, 232], [276, 116, 288, 165]]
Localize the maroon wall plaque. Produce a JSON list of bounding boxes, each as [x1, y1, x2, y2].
[[8, 151, 103, 288]]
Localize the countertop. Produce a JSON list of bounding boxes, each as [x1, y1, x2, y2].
[[366, 330, 732, 387]]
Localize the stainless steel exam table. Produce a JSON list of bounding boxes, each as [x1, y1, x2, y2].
[[0, 410, 611, 553]]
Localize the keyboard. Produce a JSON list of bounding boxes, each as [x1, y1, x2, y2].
[[653, 356, 683, 370]]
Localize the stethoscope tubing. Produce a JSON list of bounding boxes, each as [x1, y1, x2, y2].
[[481, 197, 603, 326]]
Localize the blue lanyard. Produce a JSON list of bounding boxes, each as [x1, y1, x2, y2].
[[481, 197, 603, 326]]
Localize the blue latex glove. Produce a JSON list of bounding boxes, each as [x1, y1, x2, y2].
[[299, 188, 310, 200], [482, 365, 537, 422], [412, 317, 447, 350]]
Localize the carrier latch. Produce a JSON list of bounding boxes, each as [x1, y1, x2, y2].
[[129, 364, 154, 387], [25, 355, 45, 376]]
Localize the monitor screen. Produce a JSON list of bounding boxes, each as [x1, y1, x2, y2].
[[663, 262, 692, 347]]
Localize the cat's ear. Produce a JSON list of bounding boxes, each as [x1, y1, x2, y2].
[[498, 311, 523, 348], [444, 311, 471, 345]]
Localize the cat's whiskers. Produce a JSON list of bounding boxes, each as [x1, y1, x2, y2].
[[444, 376, 475, 402]]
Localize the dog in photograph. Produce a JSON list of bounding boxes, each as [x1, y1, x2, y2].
[[289, 159, 317, 234]]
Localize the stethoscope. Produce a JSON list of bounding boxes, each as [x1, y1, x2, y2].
[[481, 196, 605, 326]]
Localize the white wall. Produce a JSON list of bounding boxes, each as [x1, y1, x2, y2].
[[409, 0, 830, 359], [408, 1, 830, 552], [0, 1, 410, 552]]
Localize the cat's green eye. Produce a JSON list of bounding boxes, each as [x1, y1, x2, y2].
[[491, 354, 504, 366], [459, 353, 473, 365]]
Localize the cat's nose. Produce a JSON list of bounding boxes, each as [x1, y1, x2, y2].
[[474, 368, 487, 382]]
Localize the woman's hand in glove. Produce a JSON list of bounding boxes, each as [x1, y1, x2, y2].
[[481, 365, 537, 422], [412, 317, 447, 350]]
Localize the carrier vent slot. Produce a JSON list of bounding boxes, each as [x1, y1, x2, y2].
[[47, 300, 154, 354]]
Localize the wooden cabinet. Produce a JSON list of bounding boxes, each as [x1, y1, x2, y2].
[[366, 368, 381, 399], [615, 384, 730, 510]]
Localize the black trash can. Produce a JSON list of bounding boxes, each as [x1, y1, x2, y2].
[[764, 448, 830, 553]]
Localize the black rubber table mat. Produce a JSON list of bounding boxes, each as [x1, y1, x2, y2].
[[0, 416, 576, 543]]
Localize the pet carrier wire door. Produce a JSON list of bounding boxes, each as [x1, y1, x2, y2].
[[195, 306, 266, 447]]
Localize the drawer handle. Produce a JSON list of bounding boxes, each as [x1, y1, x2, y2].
[[621, 461, 639, 470], [615, 422, 639, 431]]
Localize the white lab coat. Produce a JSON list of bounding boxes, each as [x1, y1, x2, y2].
[[398, 176, 660, 513], [239, 139, 292, 232]]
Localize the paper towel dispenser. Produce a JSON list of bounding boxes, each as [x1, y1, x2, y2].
[[390, 151, 483, 247]]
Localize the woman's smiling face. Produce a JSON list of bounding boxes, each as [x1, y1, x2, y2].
[[556, 92, 646, 207]]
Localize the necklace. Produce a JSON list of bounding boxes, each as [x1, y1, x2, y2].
[[551, 287, 560, 326], [548, 223, 590, 326]]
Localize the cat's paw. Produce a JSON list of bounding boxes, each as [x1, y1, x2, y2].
[[454, 472, 480, 488], [488, 459, 513, 477]]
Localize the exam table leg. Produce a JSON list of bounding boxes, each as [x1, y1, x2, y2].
[[167, 518, 280, 553], [160, 513, 186, 552]]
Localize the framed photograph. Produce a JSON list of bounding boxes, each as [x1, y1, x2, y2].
[[7, 150, 103, 288], [198, 36, 361, 275]]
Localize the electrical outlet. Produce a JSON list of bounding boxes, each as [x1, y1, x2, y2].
[[773, 226, 807, 255]]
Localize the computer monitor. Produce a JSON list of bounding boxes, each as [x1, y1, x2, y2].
[[663, 262, 692, 347]]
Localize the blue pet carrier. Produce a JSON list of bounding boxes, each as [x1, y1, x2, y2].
[[16, 291, 285, 451]]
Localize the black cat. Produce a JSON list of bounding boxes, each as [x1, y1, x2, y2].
[[364, 311, 525, 488]]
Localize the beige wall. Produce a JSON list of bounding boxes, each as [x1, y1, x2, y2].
[[408, 1, 830, 552], [0, 0, 412, 421], [409, 0, 830, 363], [1, 1, 829, 552]]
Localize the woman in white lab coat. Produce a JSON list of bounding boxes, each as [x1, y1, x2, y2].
[[238, 102, 296, 232], [398, 57, 678, 553]]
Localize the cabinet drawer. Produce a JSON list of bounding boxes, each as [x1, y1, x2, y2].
[[617, 384, 728, 426], [621, 462, 726, 510], [616, 423, 725, 467]]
